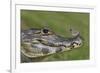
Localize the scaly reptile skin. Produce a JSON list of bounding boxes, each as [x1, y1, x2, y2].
[[21, 28, 83, 58]]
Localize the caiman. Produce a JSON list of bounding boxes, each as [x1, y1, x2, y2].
[[21, 28, 83, 60]]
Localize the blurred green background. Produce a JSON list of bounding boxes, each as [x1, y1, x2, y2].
[[21, 10, 90, 62]]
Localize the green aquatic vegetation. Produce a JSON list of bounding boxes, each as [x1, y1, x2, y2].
[[21, 10, 89, 63]]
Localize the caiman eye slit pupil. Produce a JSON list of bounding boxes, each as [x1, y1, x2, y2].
[[43, 29, 49, 33]]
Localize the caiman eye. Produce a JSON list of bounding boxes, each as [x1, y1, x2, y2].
[[42, 29, 49, 33]]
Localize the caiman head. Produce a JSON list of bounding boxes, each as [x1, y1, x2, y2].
[[21, 28, 83, 58]]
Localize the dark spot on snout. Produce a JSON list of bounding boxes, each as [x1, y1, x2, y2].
[[71, 41, 82, 48], [71, 42, 78, 48]]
